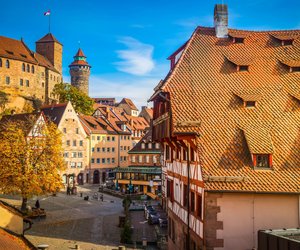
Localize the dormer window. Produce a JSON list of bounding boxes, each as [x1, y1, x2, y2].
[[253, 154, 272, 168], [271, 34, 296, 46], [234, 37, 244, 43], [280, 60, 300, 73], [245, 101, 256, 108], [238, 65, 249, 72]]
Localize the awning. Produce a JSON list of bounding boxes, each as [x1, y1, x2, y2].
[[114, 166, 162, 174]]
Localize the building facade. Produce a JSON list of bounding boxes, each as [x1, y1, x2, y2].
[[0, 33, 63, 111], [115, 129, 162, 198], [41, 102, 88, 186], [150, 4, 300, 250]]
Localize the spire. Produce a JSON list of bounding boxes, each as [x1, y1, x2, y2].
[[69, 48, 91, 68]]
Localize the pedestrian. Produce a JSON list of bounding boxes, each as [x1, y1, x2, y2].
[[100, 194, 103, 201], [35, 199, 40, 209], [67, 186, 70, 195]]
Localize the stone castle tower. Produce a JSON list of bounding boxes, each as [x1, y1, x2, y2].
[[36, 33, 63, 74], [69, 48, 91, 95]]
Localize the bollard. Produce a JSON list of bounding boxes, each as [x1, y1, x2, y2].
[[75, 244, 80, 250]]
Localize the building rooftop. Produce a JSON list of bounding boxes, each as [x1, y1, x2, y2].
[[152, 26, 300, 193]]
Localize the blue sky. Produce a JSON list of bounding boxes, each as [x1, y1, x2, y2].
[[1, 0, 300, 108]]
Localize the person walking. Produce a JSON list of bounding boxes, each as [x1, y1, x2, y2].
[[35, 199, 40, 209]]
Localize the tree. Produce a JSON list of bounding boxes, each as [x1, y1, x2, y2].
[[0, 115, 65, 211], [52, 83, 94, 115], [0, 91, 9, 110]]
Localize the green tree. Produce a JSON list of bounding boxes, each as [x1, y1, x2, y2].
[[0, 91, 9, 110], [52, 83, 94, 115], [0, 117, 65, 211]]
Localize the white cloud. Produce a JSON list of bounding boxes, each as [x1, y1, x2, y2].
[[88, 61, 169, 109], [115, 37, 155, 76]]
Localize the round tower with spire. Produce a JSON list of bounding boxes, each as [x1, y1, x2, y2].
[[69, 48, 91, 95]]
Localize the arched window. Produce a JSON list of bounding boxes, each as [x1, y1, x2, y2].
[[0, 58, 2, 67], [26, 64, 30, 72], [6, 60, 10, 68], [31, 65, 34, 73], [22, 63, 25, 71]]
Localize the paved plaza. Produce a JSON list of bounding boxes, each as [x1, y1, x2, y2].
[[1, 185, 125, 249]]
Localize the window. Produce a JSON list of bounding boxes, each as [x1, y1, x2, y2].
[[91, 158, 95, 163], [141, 143, 145, 149], [233, 37, 244, 43], [107, 158, 110, 164], [0, 58, 2, 67], [153, 156, 157, 164], [70, 162, 76, 168], [102, 158, 105, 164], [107, 147, 110, 152], [120, 156, 123, 162], [146, 155, 150, 163], [197, 194, 202, 219], [112, 147, 115, 152], [78, 152, 83, 158], [63, 128, 67, 133], [190, 148, 195, 162], [238, 65, 249, 72], [5, 60, 10, 68], [79, 140, 83, 146], [112, 136, 115, 141], [31, 65, 34, 73], [124, 156, 127, 161], [50, 74, 52, 80], [176, 148, 180, 160], [155, 143, 160, 149], [107, 136, 110, 141], [26, 64, 30, 72], [138, 155, 143, 163], [92, 136, 95, 140], [254, 154, 271, 168], [63, 152, 69, 158], [183, 148, 187, 161], [102, 148, 106, 153], [66, 140, 70, 146], [132, 156, 136, 163], [92, 147, 95, 152], [97, 158, 100, 164], [73, 140, 76, 146], [245, 101, 256, 108], [97, 136, 100, 141], [42, 82, 45, 87], [166, 144, 170, 160], [167, 179, 174, 202], [291, 67, 300, 73], [148, 143, 152, 149], [76, 128, 79, 134], [71, 152, 77, 158], [77, 162, 82, 168], [183, 184, 188, 208], [97, 147, 100, 152], [20, 79, 23, 86], [5, 76, 10, 85], [190, 192, 195, 212], [112, 158, 115, 163], [26, 80, 29, 87], [22, 63, 25, 71]]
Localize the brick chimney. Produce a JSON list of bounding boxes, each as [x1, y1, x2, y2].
[[214, 4, 228, 38]]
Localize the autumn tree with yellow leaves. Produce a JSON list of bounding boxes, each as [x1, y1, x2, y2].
[[0, 114, 65, 211]]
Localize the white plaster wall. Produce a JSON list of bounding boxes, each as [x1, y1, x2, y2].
[[215, 193, 299, 250]]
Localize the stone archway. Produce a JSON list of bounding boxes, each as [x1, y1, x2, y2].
[[77, 173, 84, 185], [93, 170, 100, 184]]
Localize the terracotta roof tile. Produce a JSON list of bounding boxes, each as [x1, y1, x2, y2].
[[75, 48, 86, 57], [41, 103, 67, 125], [119, 98, 138, 111], [154, 26, 300, 193], [36, 33, 62, 45], [0, 228, 34, 250]]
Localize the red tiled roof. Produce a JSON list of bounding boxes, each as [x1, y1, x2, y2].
[[34, 52, 59, 73], [119, 98, 138, 111], [75, 48, 86, 57], [0, 228, 34, 250], [41, 103, 67, 126], [0, 36, 36, 64], [153, 26, 300, 193], [36, 33, 62, 45]]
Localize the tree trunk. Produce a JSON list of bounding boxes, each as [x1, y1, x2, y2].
[[21, 197, 27, 212]]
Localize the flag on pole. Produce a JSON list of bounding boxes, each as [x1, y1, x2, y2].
[[44, 10, 51, 16]]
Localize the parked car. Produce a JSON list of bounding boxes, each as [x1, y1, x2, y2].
[[145, 207, 157, 220], [148, 212, 160, 224], [159, 217, 168, 227]]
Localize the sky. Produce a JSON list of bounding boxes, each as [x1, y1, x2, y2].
[[1, 0, 300, 109]]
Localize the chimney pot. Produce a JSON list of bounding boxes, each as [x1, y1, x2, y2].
[[214, 4, 228, 38]]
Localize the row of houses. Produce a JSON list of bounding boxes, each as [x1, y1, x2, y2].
[[150, 4, 300, 250], [0, 97, 162, 198]]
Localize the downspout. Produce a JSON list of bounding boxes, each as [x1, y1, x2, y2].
[[298, 194, 300, 227]]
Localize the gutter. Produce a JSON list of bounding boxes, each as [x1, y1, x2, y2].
[[205, 190, 300, 195]]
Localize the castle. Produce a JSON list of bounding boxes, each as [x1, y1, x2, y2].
[[0, 32, 90, 111]]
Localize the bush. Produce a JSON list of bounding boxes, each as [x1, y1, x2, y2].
[[120, 220, 132, 243]]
